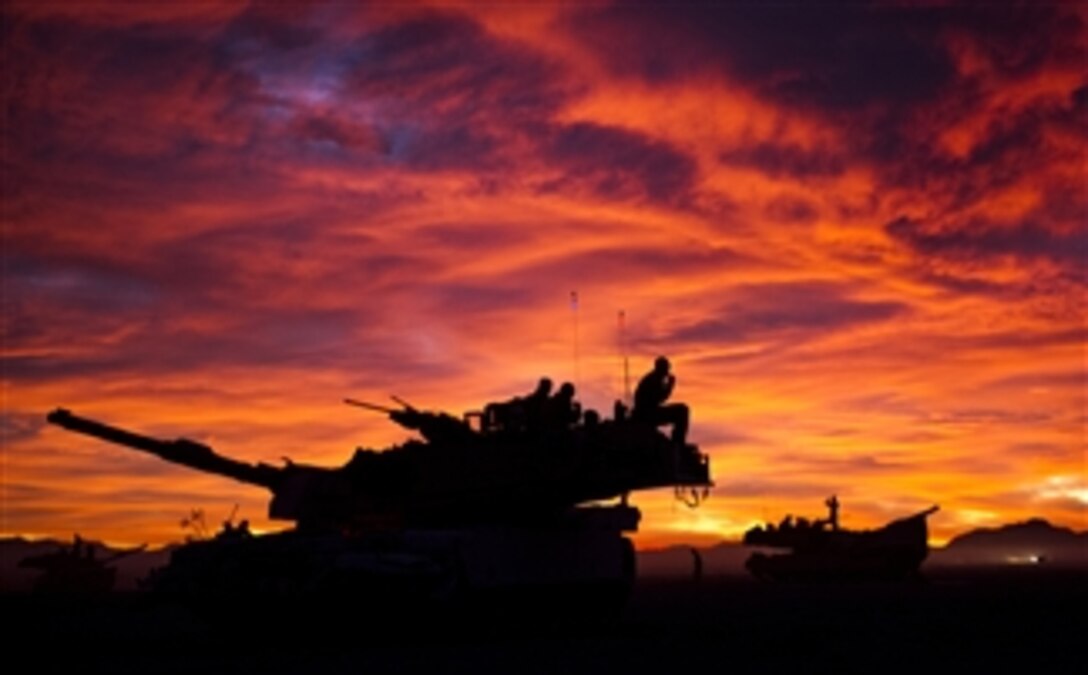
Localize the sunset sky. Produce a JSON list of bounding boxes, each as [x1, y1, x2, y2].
[[3, 1, 1085, 548]]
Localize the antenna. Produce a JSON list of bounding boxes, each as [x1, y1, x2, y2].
[[570, 290, 580, 383], [618, 309, 631, 405]]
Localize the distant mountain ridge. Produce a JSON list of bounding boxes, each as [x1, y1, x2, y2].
[[945, 517, 1082, 546], [930, 518, 1088, 567]]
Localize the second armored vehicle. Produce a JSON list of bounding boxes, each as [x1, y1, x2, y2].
[[743, 499, 939, 581]]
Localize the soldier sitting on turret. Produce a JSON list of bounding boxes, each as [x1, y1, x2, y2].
[[632, 356, 689, 445], [523, 378, 553, 430], [583, 409, 600, 428], [484, 378, 553, 433], [546, 382, 582, 430], [816, 495, 840, 531]]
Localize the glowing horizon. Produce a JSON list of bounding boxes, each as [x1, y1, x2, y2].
[[2, 1, 1085, 549]]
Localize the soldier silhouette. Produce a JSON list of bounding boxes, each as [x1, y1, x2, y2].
[[690, 547, 703, 583], [824, 494, 840, 531], [547, 382, 581, 429], [524, 377, 553, 430], [632, 356, 689, 445]]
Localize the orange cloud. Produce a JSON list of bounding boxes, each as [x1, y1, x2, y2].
[[3, 3, 1084, 548]]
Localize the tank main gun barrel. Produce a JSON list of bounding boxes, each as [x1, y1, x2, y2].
[[46, 408, 280, 489]]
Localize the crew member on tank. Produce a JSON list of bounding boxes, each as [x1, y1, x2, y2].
[[547, 382, 582, 429], [523, 377, 553, 430], [632, 356, 689, 445], [488, 377, 551, 432]]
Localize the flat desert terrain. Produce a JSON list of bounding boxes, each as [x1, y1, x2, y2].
[[5, 567, 1083, 674]]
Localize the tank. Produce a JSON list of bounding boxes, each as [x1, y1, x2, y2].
[[743, 499, 939, 582], [18, 536, 146, 594], [46, 392, 710, 607]]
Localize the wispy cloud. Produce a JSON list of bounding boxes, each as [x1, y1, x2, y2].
[[3, 1, 1084, 546]]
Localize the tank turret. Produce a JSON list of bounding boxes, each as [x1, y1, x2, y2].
[[48, 398, 709, 532]]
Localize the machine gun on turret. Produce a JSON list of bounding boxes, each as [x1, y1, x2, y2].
[[344, 396, 476, 444]]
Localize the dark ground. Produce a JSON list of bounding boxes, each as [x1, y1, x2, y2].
[[5, 567, 1084, 674]]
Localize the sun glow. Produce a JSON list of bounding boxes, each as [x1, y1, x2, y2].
[[4, 2, 1085, 547]]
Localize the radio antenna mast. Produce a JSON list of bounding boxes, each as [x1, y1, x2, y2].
[[618, 309, 630, 405], [570, 290, 580, 383]]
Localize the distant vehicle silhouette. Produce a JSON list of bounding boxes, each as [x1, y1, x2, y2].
[[18, 535, 146, 593], [47, 376, 710, 609], [743, 499, 939, 582]]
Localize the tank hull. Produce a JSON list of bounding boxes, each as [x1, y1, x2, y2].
[[146, 506, 638, 611], [744, 508, 937, 582]]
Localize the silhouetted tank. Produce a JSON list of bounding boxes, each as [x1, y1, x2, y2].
[[18, 536, 145, 594], [743, 501, 939, 582], [47, 397, 710, 605]]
